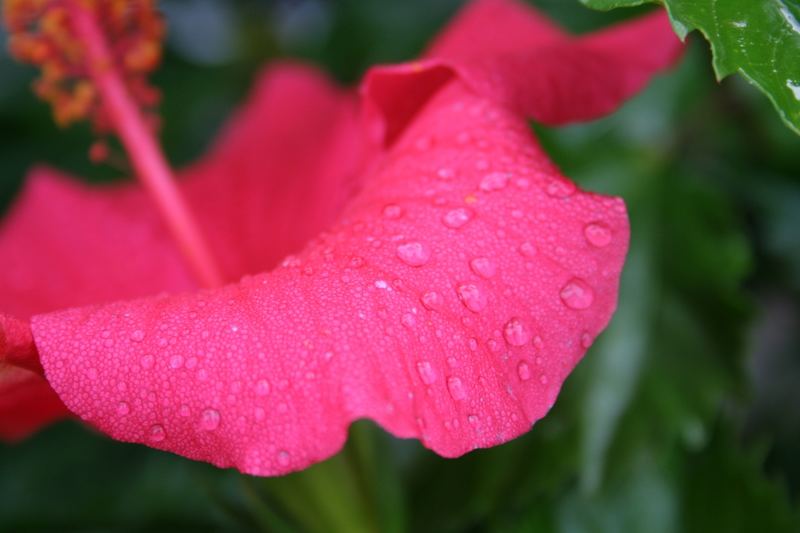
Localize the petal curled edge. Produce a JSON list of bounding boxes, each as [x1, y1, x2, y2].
[[423, 0, 683, 127], [33, 78, 629, 475]]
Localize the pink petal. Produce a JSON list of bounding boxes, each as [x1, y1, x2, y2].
[[0, 315, 70, 440], [0, 366, 68, 441], [0, 63, 363, 438], [424, 0, 683, 125], [33, 78, 629, 475]]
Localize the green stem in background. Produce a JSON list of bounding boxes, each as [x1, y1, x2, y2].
[[242, 422, 405, 533]]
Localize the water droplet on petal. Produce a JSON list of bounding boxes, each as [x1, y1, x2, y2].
[[417, 361, 437, 385], [517, 361, 532, 381], [200, 408, 221, 431], [584, 222, 612, 247], [442, 208, 473, 229], [480, 172, 509, 191], [470, 257, 497, 278], [382, 204, 404, 219], [546, 180, 576, 198], [179, 404, 191, 417], [401, 313, 417, 328], [169, 355, 184, 369], [504, 317, 531, 346], [140, 354, 154, 369], [149, 424, 166, 442], [421, 291, 443, 310], [397, 242, 431, 266], [447, 376, 467, 400], [519, 241, 537, 257], [457, 283, 487, 312], [130, 330, 144, 342], [560, 278, 594, 309], [256, 379, 271, 396], [277, 450, 291, 467], [581, 332, 594, 348], [437, 167, 454, 180], [116, 402, 130, 416]]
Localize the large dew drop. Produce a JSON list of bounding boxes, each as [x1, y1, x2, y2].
[[503, 317, 531, 346], [470, 257, 497, 278], [457, 283, 487, 312], [148, 424, 166, 442], [559, 278, 594, 310], [382, 204, 404, 219], [447, 377, 467, 400], [517, 361, 532, 381], [200, 408, 221, 431], [442, 208, 473, 229], [416, 361, 438, 385], [479, 172, 509, 192], [396, 242, 432, 266], [584, 222, 612, 247]]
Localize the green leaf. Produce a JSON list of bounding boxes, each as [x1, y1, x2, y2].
[[580, 0, 800, 135]]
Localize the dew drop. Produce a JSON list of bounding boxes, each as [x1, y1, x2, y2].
[[200, 408, 221, 431], [116, 401, 130, 416], [519, 241, 537, 258], [457, 283, 487, 312], [581, 332, 594, 348], [470, 257, 496, 279], [533, 336, 544, 350], [584, 222, 612, 247], [559, 278, 594, 309], [179, 404, 191, 417], [148, 424, 166, 442], [421, 291, 443, 310], [437, 167, 454, 180], [277, 450, 291, 467], [130, 329, 145, 342], [442, 208, 473, 229], [140, 354, 154, 369], [503, 317, 531, 346], [546, 180, 576, 198], [401, 313, 417, 328], [517, 361, 532, 381], [416, 361, 438, 385], [479, 172, 509, 191], [540, 374, 549, 385], [169, 355, 184, 369], [447, 376, 467, 400], [396, 242, 431, 266], [467, 414, 479, 425], [382, 204, 404, 219], [255, 379, 271, 396]]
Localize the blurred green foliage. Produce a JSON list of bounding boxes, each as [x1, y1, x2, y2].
[[1, 1, 799, 531], [582, 0, 800, 135]]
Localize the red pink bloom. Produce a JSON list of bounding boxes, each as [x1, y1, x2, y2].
[[0, 0, 682, 475]]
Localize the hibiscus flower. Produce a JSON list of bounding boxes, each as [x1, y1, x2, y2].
[[0, 0, 682, 475]]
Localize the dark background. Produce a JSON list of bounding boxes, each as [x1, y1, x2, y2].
[[1, 0, 799, 531]]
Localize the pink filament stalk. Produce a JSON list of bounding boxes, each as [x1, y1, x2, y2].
[[66, 1, 223, 288]]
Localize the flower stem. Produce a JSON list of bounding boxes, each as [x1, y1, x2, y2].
[[66, 1, 223, 288]]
